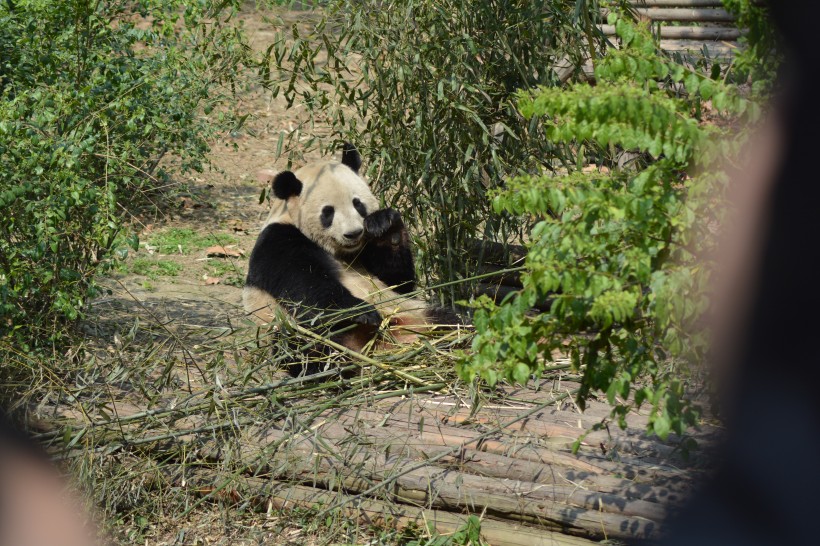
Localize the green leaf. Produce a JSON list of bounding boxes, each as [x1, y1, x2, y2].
[[653, 413, 671, 440]]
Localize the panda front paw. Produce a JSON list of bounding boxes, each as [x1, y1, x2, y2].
[[350, 303, 382, 327], [364, 208, 403, 240]]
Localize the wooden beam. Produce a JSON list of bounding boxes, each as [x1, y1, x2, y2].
[[629, 0, 761, 6], [660, 39, 738, 58], [236, 479, 604, 546], [599, 24, 742, 40], [629, 0, 725, 6], [632, 7, 736, 22]]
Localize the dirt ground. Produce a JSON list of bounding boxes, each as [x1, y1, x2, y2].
[[99, 7, 331, 336], [91, 8, 356, 544], [81, 7, 717, 545]]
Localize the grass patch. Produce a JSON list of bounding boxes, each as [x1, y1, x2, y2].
[[204, 260, 241, 277], [130, 258, 183, 279], [147, 228, 239, 255], [205, 260, 245, 287]]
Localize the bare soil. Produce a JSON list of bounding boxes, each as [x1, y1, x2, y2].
[[78, 7, 716, 546], [88, 8, 359, 544], [99, 8, 330, 336]]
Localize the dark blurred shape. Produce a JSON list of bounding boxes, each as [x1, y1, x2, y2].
[[0, 416, 99, 546], [663, 2, 820, 544]]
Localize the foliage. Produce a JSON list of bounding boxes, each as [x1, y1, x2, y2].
[[129, 258, 183, 279], [459, 14, 762, 440], [146, 228, 239, 255], [721, 0, 779, 92], [264, 0, 628, 305], [0, 0, 249, 352], [407, 515, 486, 546]]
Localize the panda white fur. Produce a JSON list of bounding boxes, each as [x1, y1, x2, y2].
[[243, 143, 456, 374]]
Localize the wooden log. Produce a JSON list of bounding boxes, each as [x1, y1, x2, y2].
[[630, 7, 735, 22], [325, 407, 699, 487], [628, 0, 761, 6], [203, 476, 603, 546], [432, 405, 705, 462], [599, 24, 742, 40], [244, 423, 673, 523], [241, 428, 666, 540], [660, 39, 738, 58], [315, 420, 610, 480], [333, 403, 583, 443], [346, 400, 715, 479], [349, 433, 692, 505], [252, 411, 693, 503]]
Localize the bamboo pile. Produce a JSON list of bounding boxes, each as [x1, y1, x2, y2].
[[611, 0, 744, 59], [32, 280, 717, 545], [187, 379, 716, 544]]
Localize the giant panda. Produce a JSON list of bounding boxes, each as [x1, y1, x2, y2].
[[243, 143, 457, 375]]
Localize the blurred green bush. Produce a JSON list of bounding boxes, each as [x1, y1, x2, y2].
[[0, 0, 249, 351], [461, 14, 764, 439]]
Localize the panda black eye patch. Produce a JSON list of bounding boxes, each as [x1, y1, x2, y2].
[[320, 206, 335, 228], [352, 198, 367, 217]]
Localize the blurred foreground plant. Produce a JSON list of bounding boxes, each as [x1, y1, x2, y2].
[[460, 14, 765, 440], [0, 0, 250, 356]]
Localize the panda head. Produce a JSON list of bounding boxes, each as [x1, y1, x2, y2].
[[271, 143, 379, 257]]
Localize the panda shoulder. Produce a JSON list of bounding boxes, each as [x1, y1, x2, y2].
[[250, 221, 310, 255], [247, 222, 342, 282]]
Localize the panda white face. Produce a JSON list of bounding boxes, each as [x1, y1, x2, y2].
[[279, 160, 380, 257]]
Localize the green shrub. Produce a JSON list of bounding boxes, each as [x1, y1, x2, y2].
[[721, 0, 779, 91], [0, 0, 248, 350], [265, 0, 628, 304], [459, 15, 763, 440]]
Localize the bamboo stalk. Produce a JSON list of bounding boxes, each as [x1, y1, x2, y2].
[[477, 264, 525, 287]]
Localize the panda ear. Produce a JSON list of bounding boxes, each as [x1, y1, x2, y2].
[[341, 142, 362, 174], [272, 171, 302, 200]]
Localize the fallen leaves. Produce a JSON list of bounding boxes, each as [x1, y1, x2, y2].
[[205, 245, 244, 258]]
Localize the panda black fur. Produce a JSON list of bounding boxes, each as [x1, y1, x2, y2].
[[243, 143, 457, 375]]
